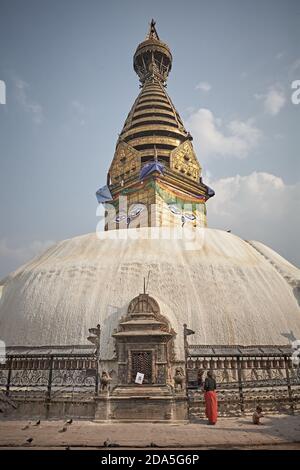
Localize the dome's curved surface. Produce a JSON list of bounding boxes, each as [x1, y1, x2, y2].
[[0, 228, 299, 359]]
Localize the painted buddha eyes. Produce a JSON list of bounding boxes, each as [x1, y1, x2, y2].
[[185, 213, 196, 221], [115, 205, 145, 226], [169, 205, 182, 215], [168, 204, 197, 224], [129, 204, 144, 219], [115, 204, 199, 227], [116, 213, 127, 224]]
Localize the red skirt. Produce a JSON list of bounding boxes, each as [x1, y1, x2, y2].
[[205, 391, 218, 424]]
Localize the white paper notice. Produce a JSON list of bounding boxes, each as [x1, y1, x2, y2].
[[135, 372, 144, 384]]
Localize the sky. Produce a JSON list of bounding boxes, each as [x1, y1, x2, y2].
[[0, 0, 299, 278]]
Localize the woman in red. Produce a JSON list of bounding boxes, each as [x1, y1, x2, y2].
[[204, 370, 218, 425]]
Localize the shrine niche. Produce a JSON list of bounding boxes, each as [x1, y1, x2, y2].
[[112, 293, 175, 387], [94, 293, 187, 422]]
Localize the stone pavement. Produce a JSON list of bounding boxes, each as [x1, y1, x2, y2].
[[0, 415, 300, 449]]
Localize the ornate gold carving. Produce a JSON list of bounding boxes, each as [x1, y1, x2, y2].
[[109, 141, 141, 185], [170, 141, 201, 182]]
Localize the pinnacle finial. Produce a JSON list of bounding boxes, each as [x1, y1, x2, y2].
[[134, 20, 172, 84], [147, 19, 160, 40]]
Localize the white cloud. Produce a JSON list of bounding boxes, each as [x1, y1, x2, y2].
[[186, 108, 262, 159], [207, 172, 300, 267], [264, 87, 286, 116], [255, 85, 286, 116], [14, 78, 43, 124], [195, 81, 212, 92]]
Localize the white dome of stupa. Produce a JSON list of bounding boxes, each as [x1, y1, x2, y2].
[[0, 227, 299, 360]]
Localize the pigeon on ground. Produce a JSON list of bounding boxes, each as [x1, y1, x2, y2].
[[33, 420, 40, 426], [59, 426, 67, 433], [25, 437, 33, 444], [65, 419, 73, 425], [21, 423, 30, 430]]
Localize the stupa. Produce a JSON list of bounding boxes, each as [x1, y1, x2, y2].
[[0, 21, 299, 420]]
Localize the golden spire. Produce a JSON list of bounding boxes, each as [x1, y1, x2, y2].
[[102, 21, 213, 231]]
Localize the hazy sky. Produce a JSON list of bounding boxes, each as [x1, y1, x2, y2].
[[0, 0, 299, 278]]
